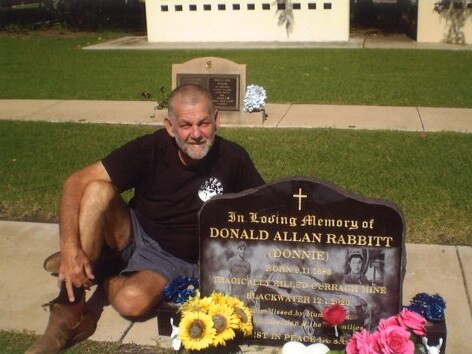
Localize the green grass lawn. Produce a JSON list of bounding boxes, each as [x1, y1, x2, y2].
[[1, 31, 471, 354], [1, 120, 471, 246], [0, 329, 174, 354], [1, 31, 472, 107]]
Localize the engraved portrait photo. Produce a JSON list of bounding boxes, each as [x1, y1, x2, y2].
[[344, 249, 385, 286], [226, 241, 252, 300], [344, 249, 370, 285]]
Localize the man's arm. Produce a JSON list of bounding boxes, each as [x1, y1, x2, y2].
[[58, 161, 111, 301]]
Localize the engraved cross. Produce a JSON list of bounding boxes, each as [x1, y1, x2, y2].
[[293, 188, 307, 211]]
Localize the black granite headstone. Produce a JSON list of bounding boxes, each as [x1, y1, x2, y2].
[[199, 177, 406, 348]]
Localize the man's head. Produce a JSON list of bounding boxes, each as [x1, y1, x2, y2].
[[165, 84, 220, 165], [237, 241, 247, 259], [348, 251, 364, 274]]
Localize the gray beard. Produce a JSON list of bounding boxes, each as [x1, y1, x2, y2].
[[175, 135, 214, 161]]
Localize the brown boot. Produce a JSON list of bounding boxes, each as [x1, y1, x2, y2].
[[25, 300, 97, 354], [43, 252, 61, 275]]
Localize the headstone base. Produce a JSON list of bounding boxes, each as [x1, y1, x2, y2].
[[220, 110, 266, 126], [424, 320, 447, 354], [155, 303, 179, 336]]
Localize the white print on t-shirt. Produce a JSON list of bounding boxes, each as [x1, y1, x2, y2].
[[198, 177, 224, 202]]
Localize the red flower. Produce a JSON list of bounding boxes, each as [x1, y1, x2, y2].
[[323, 303, 347, 337], [322, 304, 347, 326]]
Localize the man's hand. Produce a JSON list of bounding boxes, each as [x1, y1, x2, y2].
[[58, 244, 95, 302]]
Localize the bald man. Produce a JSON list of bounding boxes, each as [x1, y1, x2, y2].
[[27, 84, 264, 354]]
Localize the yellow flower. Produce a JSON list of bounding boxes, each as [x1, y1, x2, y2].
[[179, 291, 212, 314], [211, 292, 245, 308], [208, 303, 240, 346], [178, 311, 216, 351], [233, 305, 253, 336]]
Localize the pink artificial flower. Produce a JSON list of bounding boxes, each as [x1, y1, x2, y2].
[[377, 325, 415, 354], [346, 338, 359, 354], [346, 328, 380, 354], [378, 315, 400, 331], [397, 308, 427, 336]]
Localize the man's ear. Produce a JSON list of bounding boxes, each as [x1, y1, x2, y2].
[[164, 117, 175, 138], [214, 110, 221, 130]]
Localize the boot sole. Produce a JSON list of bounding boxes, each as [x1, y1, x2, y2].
[[43, 251, 61, 275]]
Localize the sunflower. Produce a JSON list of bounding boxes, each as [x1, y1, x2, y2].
[[233, 305, 253, 336], [211, 292, 245, 308], [178, 311, 216, 351], [208, 303, 240, 346], [179, 291, 212, 314]]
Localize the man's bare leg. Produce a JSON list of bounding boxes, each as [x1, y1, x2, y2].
[[26, 181, 131, 354], [79, 180, 131, 260], [104, 270, 168, 318], [80, 182, 169, 317]]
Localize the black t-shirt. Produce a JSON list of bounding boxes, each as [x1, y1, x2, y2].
[[102, 129, 264, 263]]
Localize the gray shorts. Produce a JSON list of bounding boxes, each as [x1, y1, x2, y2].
[[116, 210, 199, 282]]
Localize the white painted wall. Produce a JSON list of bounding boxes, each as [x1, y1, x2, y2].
[[145, 0, 349, 42], [417, 0, 472, 44]]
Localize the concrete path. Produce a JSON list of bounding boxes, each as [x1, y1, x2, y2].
[[2, 99, 472, 133], [83, 34, 472, 51], [0, 221, 470, 353]]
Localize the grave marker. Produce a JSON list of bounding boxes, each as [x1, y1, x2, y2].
[[171, 56, 268, 125], [172, 57, 245, 112], [199, 177, 406, 348]]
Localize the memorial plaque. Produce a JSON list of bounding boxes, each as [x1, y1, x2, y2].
[[199, 177, 406, 348], [172, 57, 246, 114], [176, 73, 239, 111]]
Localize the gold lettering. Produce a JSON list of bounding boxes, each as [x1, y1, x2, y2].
[[310, 282, 359, 293], [301, 215, 316, 226], [301, 215, 360, 230], [269, 248, 328, 260], [254, 331, 270, 339], [324, 233, 393, 247], [347, 234, 357, 245], [249, 212, 298, 227], [326, 233, 337, 243], [273, 231, 323, 243], [228, 212, 236, 223], [208, 227, 269, 240], [283, 334, 318, 343], [361, 286, 387, 294], [247, 292, 311, 304], [227, 211, 244, 223]]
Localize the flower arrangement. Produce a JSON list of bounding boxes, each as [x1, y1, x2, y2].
[[434, 0, 466, 12], [176, 292, 253, 351], [243, 84, 267, 113], [406, 293, 446, 322], [283, 293, 446, 354], [434, 0, 451, 12], [163, 276, 199, 305], [344, 308, 426, 354]]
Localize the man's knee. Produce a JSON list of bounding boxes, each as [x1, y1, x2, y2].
[[78, 180, 130, 251], [81, 180, 117, 210], [111, 285, 159, 318]]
